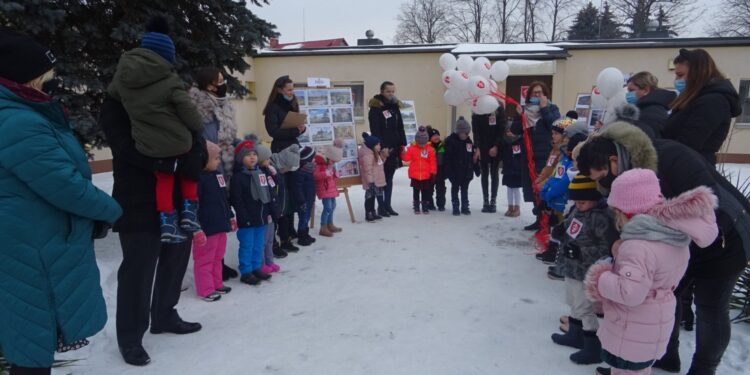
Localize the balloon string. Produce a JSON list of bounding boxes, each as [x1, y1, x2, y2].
[[490, 91, 550, 251]]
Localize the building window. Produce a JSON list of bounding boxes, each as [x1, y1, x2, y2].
[[737, 79, 750, 128], [243, 81, 257, 100]]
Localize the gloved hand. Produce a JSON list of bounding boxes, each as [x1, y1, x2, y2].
[[192, 230, 207, 247], [564, 243, 581, 260], [230, 218, 238, 232], [92, 221, 111, 240], [154, 158, 178, 174]]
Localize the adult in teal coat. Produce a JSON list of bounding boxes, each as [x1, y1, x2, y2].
[[0, 30, 122, 372]]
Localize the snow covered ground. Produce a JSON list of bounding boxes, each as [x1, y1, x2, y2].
[[54, 166, 750, 374]]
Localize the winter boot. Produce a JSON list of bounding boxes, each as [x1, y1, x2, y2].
[[427, 199, 437, 211], [215, 286, 232, 294], [536, 242, 559, 265], [179, 200, 201, 233], [260, 264, 274, 274], [489, 198, 497, 213], [281, 239, 300, 252], [385, 205, 399, 216], [273, 244, 288, 259], [481, 197, 491, 213], [595, 367, 611, 375], [421, 200, 430, 214], [504, 206, 513, 216], [240, 272, 260, 285], [551, 317, 584, 349], [373, 211, 383, 220], [653, 347, 681, 373], [511, 205, 521, 217], [547, 266, 565, 281], [570, 330, 603, 365], [202, 291, 222, 302], [222, 260, 239, 281], [413, 201, 421, 215], [438, 206, 446, 212], [377, 206, 391, 218], [328, 223, 343, 233], [461, 206, 471, 215], [289, 226, 298, 239], [452, 204, 460, 216], [253, 269, 272, 281], [297, 230, 314, 246], [319, 224, 333, 237], [365, 211, 377, 222], [524, 217, 540, 231], [160, 211, 187, 243]]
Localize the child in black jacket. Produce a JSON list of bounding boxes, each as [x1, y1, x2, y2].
[[445, 116, 480, 216]]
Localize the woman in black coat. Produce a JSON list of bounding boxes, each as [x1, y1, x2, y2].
[[472, 104, 507, 213], [663, 48, 742, 165], [368, 81, 406, 216], [510, 81, 561, 230], [625, 71, 677, 140]]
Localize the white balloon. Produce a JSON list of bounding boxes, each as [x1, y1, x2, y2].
[[469, 76, 491, 97], [457, 55, 474, 73], [441, 70, 454, 88], [443, 88, 464, 106], [490, 61, 510, 82], [597, 67, 625, 99], [591, 87, 607, 109], [439, 53, 457, 71], [472, 95, 499, 115], [471, 57, 492, 78], [602, 88, 628, 125], [452, 71, 471, 92]]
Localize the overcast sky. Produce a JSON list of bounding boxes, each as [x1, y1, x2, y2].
[[251, 0, 715, 46]]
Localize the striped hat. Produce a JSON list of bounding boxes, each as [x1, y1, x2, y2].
[[140, 17, 175, 64], [568, 174, 602, 201]]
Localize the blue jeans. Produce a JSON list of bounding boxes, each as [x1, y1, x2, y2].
[[320, 198, 336, 225], [237, 226, 266, 275]]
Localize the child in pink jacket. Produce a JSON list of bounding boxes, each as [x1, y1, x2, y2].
[[313, 139, 344, 237], [358, 132, 387, 222], [585, 169, 718, 375]]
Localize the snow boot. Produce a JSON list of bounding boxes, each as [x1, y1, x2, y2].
[[297, 230, 314, 246], [365, 211, 377, 222], [452, 205, 460, 216], [461, 207, 471, 215], [270, 264, 281, 273], [524, 218, 540, 231], [179, 199, 201, 233], [570, 330, 603, 365], [481, 197, 490, 213], [373, 211, 383, 220], [510, 205, 521, 217], [438, 206, 446, 212], [413, 201, 421, 215], [504, 206, 513, 216], [240, 272, 260, 285], [489, 198, 497, 213], [281, 239, 300, 252], [202, 291, 221, 302], [385, 205, 399, 216], [427, 200, 437, 211], [377, 206, 391, 218], [260, 264, 274, 274], [319, 224, 333, 237], [215, 286, 232, 294], [273, 245, 288, 259], [160, 211, 187, 243], [595, 367, 611, 375], [289, 226, 298, 239], [421, 200, 430, 214], [328, 223, 343, 233], [653, 347, 681, 373], [253, 269, 272, 281], [551, 317, 584, 349], [547, 266, 565, 281], [536, 242, 559, 264]]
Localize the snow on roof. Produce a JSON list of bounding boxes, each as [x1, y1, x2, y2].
[[452, 43, 564, 53]]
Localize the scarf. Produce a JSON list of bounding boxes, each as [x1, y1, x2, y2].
[[621, 215, 691, 248], [525, 106, 541, 128], [189, 87, 238, 180], [241, 166, 271, 204]]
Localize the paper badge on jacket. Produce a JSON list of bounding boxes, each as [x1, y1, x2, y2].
[[383, 110, 392, 119], [216, 174, 226, 188], [268, 175, 276, 188], [546, 155, 557, 167], [555, 165, 565, 179], [512, 145, 521, 154], [420, 149, 429, 158], [489, 115, 497, 126], [466, 143, 473, 152], [567, 218, 584, 239], [259, 174, 268, 186]]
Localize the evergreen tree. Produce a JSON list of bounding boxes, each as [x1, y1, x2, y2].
[[599, 2, 624, 39], [567, 2, 600, 40], [0, 0, 277, 151]]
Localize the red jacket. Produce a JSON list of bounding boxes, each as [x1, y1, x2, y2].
[[401, 142, 437, 181], [313, 155, 339, 199]]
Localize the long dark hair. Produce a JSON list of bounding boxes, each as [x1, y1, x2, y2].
[[525, 81, 551, 100], [671, 48, 726, 111], [263, 75, 298, 115]]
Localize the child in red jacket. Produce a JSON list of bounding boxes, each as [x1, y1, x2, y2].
[[401, 126, 437, 214], [313, 139, 344, 237]]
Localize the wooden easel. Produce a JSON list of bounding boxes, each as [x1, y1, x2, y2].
[[309, 185, 356, 228]]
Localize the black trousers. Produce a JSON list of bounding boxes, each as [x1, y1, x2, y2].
[[412, 187, 430, 203], [383, 155, 398, 208], [9, 366, 50, 375], [480, 155, 500, 200], [116, 231, 192, 348], [663, 269, 742, 375], [451, 180, 470, 209], [428, 178, 447, 209]]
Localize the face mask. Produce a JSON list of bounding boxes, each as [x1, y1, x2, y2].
[[41, 78, 61, 96], [625, 91, 638, 104], [599, 170, 616, 189], [528, 97, 540, 105], [674, 79, 686, 93], [215, 83, 227, 98], [458, 133, 468, 141], [283, 94, 294, 101]]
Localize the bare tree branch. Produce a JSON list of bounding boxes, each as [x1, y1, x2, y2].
[[609, 0, 699, 36], [706, 0, 750, 36], [394, 0, 453, 44]]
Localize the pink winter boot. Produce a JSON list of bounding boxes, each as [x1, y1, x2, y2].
[[260, 264, 274, 274], [270, 264, 281, 273]]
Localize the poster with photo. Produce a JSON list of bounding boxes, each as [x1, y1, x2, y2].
[[307, 90, 330, 106], [335, 159, 360, 178], [334, 124, 355, 140], [400, 100, 419, 144], [294, 89, 308, 108], [341, 139, 358, 159], [588, 109, 605, 132], [329, 89, 353, 106], [575, 93, 592, 125], [308, 108, 331, 124], [310, 124, 334, 144], [403, 122, 417, 133], [332, 107, 354, 123], [298, 130, 311, 145]]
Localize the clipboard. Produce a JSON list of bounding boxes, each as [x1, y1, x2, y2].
[[281, 111, 307, 129]]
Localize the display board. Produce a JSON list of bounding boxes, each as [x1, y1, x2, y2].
[[401, 100, 418, 144]]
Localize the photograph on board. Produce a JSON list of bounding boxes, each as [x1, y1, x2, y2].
[[329, 89, 353, 106], [332, 107, 354, 124], [307, 90, 330, 106], [336, 159, 360, 177], [308, 108, 331, 124], [310, 125, 334, 143], [334, 124, 355, 139], [294, 89, 308, 107]]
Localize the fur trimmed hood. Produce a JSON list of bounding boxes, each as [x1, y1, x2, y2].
[[644, 185, 719, 248], [368, 94, 404, 109], [597, 121, 658, 172]]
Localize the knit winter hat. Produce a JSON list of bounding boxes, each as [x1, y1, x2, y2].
[[568, 174, 602, 202], [140, 16, 176, 65], [0, 28, 57, 84], [255, 143, 272, 163], [565, 120, 589, 139], [270, 144, 300, 172], [300, 145, 316, 163], [362, 132, 380, 150], [565, 110, 579, 120], [552, 117, 576, 134], [206, 140, 221, 161], [234, 139, 256, 164], [454, 116, 471, 135], [607, 168, 665, 216], [426, 125, 440, 138], [415, 126, 430, 145]]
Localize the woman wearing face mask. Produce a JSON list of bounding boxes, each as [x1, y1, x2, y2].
[[625, 71, 677, 140], [368, 81, 407, 216], [663, 48, 741, 165], [510, 81, 561, 230], [264, 75, 306, 253], [0, 29, 122, 374]]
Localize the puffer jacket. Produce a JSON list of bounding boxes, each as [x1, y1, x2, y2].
[[0, 81, 122, 367], [358, 146, 387, 188], [635, 88, 676, 140], [368, 94, 406, 169], [107, 48, 203, 158], [444, 133, 478, 184], [230, 166, 270, 228], [663, 79, 741, 165], [586, 186, 718, 363], [265, 95, 303, 153], [541, 153, 574, 213], [401, 142, 437, 181], [313, 154, 339, 199], [510, 103, 561, 166], [472, 105, 507, 158]]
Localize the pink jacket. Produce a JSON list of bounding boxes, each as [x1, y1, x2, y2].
[[585, 186, 718, 363], [358, 146, 387, 188], [313, 155, 339, 199]]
